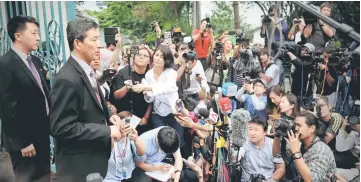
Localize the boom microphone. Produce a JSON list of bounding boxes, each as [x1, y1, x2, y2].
[[230, 109, 251, 148]]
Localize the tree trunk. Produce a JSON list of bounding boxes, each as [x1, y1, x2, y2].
[[233, 1, 240, 29]]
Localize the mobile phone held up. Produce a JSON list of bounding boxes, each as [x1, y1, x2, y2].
[[176, 99, 183, 113]]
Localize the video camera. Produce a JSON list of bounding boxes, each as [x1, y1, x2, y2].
[[205, 16, 212, 30], [271, 41, 300, 58], [302, 4, 320, 25], [328, 48, 360, 72], [182, 51, 197, 62], [250, 174, 266, 182]]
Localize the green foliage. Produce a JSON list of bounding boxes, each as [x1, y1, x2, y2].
[[210, 2, 254, 39], [84, 1, 192, 44]]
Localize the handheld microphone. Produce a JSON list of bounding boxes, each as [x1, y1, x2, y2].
[[86, 173, 103, 182], [230, 109, 251, 148], [198, 108, 218, 125]]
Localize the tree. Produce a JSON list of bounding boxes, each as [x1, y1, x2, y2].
[[84, 1, 192, 43]]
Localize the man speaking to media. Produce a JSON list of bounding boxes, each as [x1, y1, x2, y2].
[[50, 18, 122, 182]]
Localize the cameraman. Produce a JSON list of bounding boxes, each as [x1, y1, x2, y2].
[[260, 5, 288, 46], [286, 43, 315, 99], [303, 2, 336, 52], [258, 48, 280, 88], [235, 79, 268, 122], [288, 18, 306, 44], [318, 47, 338, 107], [174, 43, 209, 103], [286, 112, 336, 182], [192, 19, 214, 71]]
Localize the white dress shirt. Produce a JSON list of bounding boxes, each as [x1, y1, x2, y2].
[[144, 68, 179, 117]]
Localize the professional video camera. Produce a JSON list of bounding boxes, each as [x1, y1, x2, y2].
[[274, 115, 295, 138], [205, 16, 212, 30], [250, 174, 266, 182], [302, 4, 320, 25], [328, 47, 360, 73], [271, 41, 300, 58], [346, 100, 360, 133]]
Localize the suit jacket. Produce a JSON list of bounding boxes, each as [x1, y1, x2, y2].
[[0, 48, 50, 155], [50, 56, 112, 182]]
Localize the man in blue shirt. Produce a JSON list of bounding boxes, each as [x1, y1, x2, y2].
[[236, 78, 268, 122], [133, 127, 185, 182]]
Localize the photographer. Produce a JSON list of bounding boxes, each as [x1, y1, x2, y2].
[[286, 112, 336, 182], [258, 48, 280, 88], [192, 19, 214, 71], [335, 118, 360, 181], [235, 79, 268, 122], [260, 5, 288, 46], [238, 118, 285, 182], [174, 43, 209, 103], [109, 46, 153, 135], [205, 45, 229, 88], [318, 47, 338, 107], [286, 43, 315, 99], [316, 97, 343, 150], [303, 2, 336, 52], [271, 93, 300, 180], [288, 18, 306, 44]]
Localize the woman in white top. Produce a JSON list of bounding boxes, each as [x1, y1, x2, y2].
[[131, 45, 186, 153], [288, 18, 306, 44]]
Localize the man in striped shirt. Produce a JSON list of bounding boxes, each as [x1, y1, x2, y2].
[[316, 97, 344, 150], [238, 118, 285, 181]]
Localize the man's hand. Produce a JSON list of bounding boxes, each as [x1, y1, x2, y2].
[[109, 115, 122, 126], [115, 33, 122, 49], [356, 162, 360, 169], [110, 125, 122, 141], [128, 127, 138, 141], [21, 144, 36, 157], [139, 117, 148, 126], [285, 130, 302, 154], [318, 63, 328, 71], [244, 83, 254, 93], [199, 24, 206, 33]]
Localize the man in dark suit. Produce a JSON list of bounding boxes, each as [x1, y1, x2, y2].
[[0, 16, 50, 182], [50, 18, 122, 182]]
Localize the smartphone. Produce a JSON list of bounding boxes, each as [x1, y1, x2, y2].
[[105, 68, 117, 76], [176, 99, 183, 113], [124, 80, 133, 86], [125, 117, 131, 125]]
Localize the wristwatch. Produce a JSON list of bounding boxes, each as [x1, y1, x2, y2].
[[292, 152, 302, 160]]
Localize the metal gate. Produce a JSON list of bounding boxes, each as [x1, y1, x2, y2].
[[0, 1, 76, 173]]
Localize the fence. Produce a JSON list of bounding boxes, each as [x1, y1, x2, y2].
[[0, 1, 76, 173]]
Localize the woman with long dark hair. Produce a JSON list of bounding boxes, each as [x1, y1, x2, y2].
[[131, 45, 188, 157], [271, 93, 300, 180]]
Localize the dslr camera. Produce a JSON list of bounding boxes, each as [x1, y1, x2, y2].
[[303, 4, 320, 25], [274, 115, 295, 138], [262, 15, 272, 24], [182, 51, 197, 62], [250, 174, 266, 182]]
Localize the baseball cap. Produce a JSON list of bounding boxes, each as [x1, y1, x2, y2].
[[303, 43, 315, 53], [253, 78, 266, 87]]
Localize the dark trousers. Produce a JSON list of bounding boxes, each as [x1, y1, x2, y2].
[[334, 150, 359, 169], [199, 58, 209, 71], [10, 149, 50, 182], [131, 167, 198, 182]]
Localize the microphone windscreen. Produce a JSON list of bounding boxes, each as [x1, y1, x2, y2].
[[230, 109, 251, 148], [86, 173, 103, 182]]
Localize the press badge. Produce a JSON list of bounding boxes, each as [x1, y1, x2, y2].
[[121, 167, 127, 178]]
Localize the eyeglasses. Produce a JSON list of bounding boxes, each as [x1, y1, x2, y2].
[[137, 53, 150, 58]]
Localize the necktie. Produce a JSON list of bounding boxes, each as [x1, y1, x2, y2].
[[90, 70, 102, 106], [27, 56, 49, 115]]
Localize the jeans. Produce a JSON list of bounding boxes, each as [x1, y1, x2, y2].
[[199, 58, 209, 71], [151, 113, 185, 147]]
